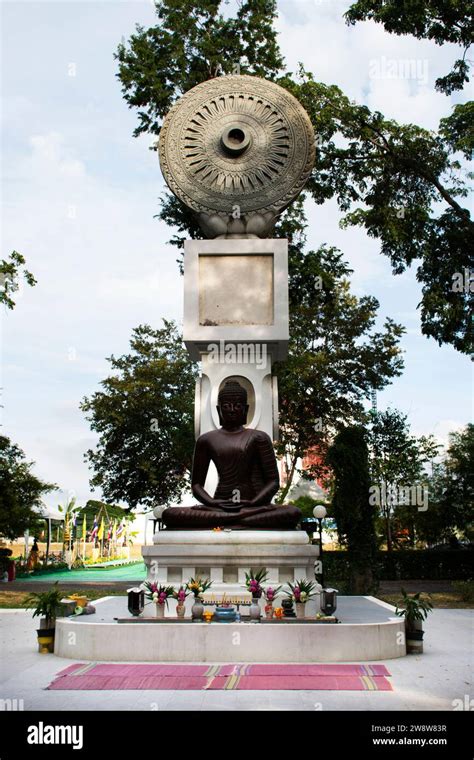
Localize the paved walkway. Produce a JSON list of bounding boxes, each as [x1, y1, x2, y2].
[[0, 602, 471, 711]]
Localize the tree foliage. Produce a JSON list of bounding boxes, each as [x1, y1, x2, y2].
[[326, 426, 378, 594], [368, 408, 439, 549], [0, 436, 56, 540], [81, 322, 197, 509], [115, 0, 283, 138], [286, 69, 473, 354], [345, 0, 473, 94], [416, 423, 474, 544], [275, 210, 405, 500], [0, 251, 36, 310]]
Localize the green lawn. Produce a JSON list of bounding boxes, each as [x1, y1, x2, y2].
[[14, 562, 146, 583], [377, 592, 474, 609], [0, 588, 127, 609]]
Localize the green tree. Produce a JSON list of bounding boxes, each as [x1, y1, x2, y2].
[[326, 426, 377, 594], [0, 436, 56, 540], [0, 251, 36, 310], [287, 69, 473, 355], [275, 213, 404, 501], [82, 499, 136, 523], [368, 408, 439, 550], [345, 0, 473, 94], [416, 423, 474, 545], [81, 321, 198, 509], [117, 0, 473, 353], [115, 0, 283, 138]]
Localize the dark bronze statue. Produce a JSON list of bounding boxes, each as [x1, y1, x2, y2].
[[162, 381, 301, 530]]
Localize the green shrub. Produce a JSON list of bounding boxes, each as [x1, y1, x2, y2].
[[452, 580, 474, 602], [322, 549, 473, 582]]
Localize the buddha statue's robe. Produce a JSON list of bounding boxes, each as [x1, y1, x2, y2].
[[162, 427, 301, 530]]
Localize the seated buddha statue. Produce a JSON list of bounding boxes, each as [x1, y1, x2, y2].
[[161, 380, 301, 530]]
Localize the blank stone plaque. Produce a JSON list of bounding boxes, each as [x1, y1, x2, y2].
[[199, 254, 274, 326]]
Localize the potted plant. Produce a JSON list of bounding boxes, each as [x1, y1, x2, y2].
[[142, 581, 175, 618], [186, 576, 212, 620], [25, 582, 64, 653], [285, 579, 318, 618], [395, 588, 433, 654]]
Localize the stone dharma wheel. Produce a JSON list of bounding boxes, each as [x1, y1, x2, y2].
[[158, 75, 315, 238]]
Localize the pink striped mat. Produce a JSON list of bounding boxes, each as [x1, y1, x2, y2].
[[47, 663, 392, 691]]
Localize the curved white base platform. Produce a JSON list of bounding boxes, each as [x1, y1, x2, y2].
[[54, 596, 406, 662]]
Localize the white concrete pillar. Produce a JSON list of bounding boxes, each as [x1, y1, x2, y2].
[[210, 567, 223, 583], [181, 567, 195, 583], [294, 566, 307, 581], [267, 566, 279, 583]]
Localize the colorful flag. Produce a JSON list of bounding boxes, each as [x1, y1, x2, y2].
[[97, 517, 105, 541], [82, 514, 87, 541], [90, 516, 98, 542], [116, 522, 124, 539], [64, 515, 71, 543]]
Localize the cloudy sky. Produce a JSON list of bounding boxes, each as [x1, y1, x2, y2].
[[2, 0, 472, 512]]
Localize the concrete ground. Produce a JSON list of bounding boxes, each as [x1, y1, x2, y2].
[[0, 600, 471, 712]]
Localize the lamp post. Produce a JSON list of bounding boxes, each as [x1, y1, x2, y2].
[[313, 505, 327, 588]]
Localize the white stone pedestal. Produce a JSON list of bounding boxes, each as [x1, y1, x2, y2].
[[183, 238, 289, 441], [142, 530, 319, 590]]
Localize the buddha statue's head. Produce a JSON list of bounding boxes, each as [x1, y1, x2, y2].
[[217, 380, 249, 430]]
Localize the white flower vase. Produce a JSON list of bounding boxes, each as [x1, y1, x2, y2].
[[192, 597, 204, 621], [295, 603, 306, 619], [155, 603, 165, 619], [250, 597, 262, 622]]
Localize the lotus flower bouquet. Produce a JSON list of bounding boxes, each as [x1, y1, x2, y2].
[[264, 585, 282, 603], [142, 581, 175, 607], [173, 585, 189, 618], [285, 579, 318, 605], [244, 568, 269, 599], [186, 576, 212, 599], [263, 585, 282, 618], [173, 586, 189, 603]]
